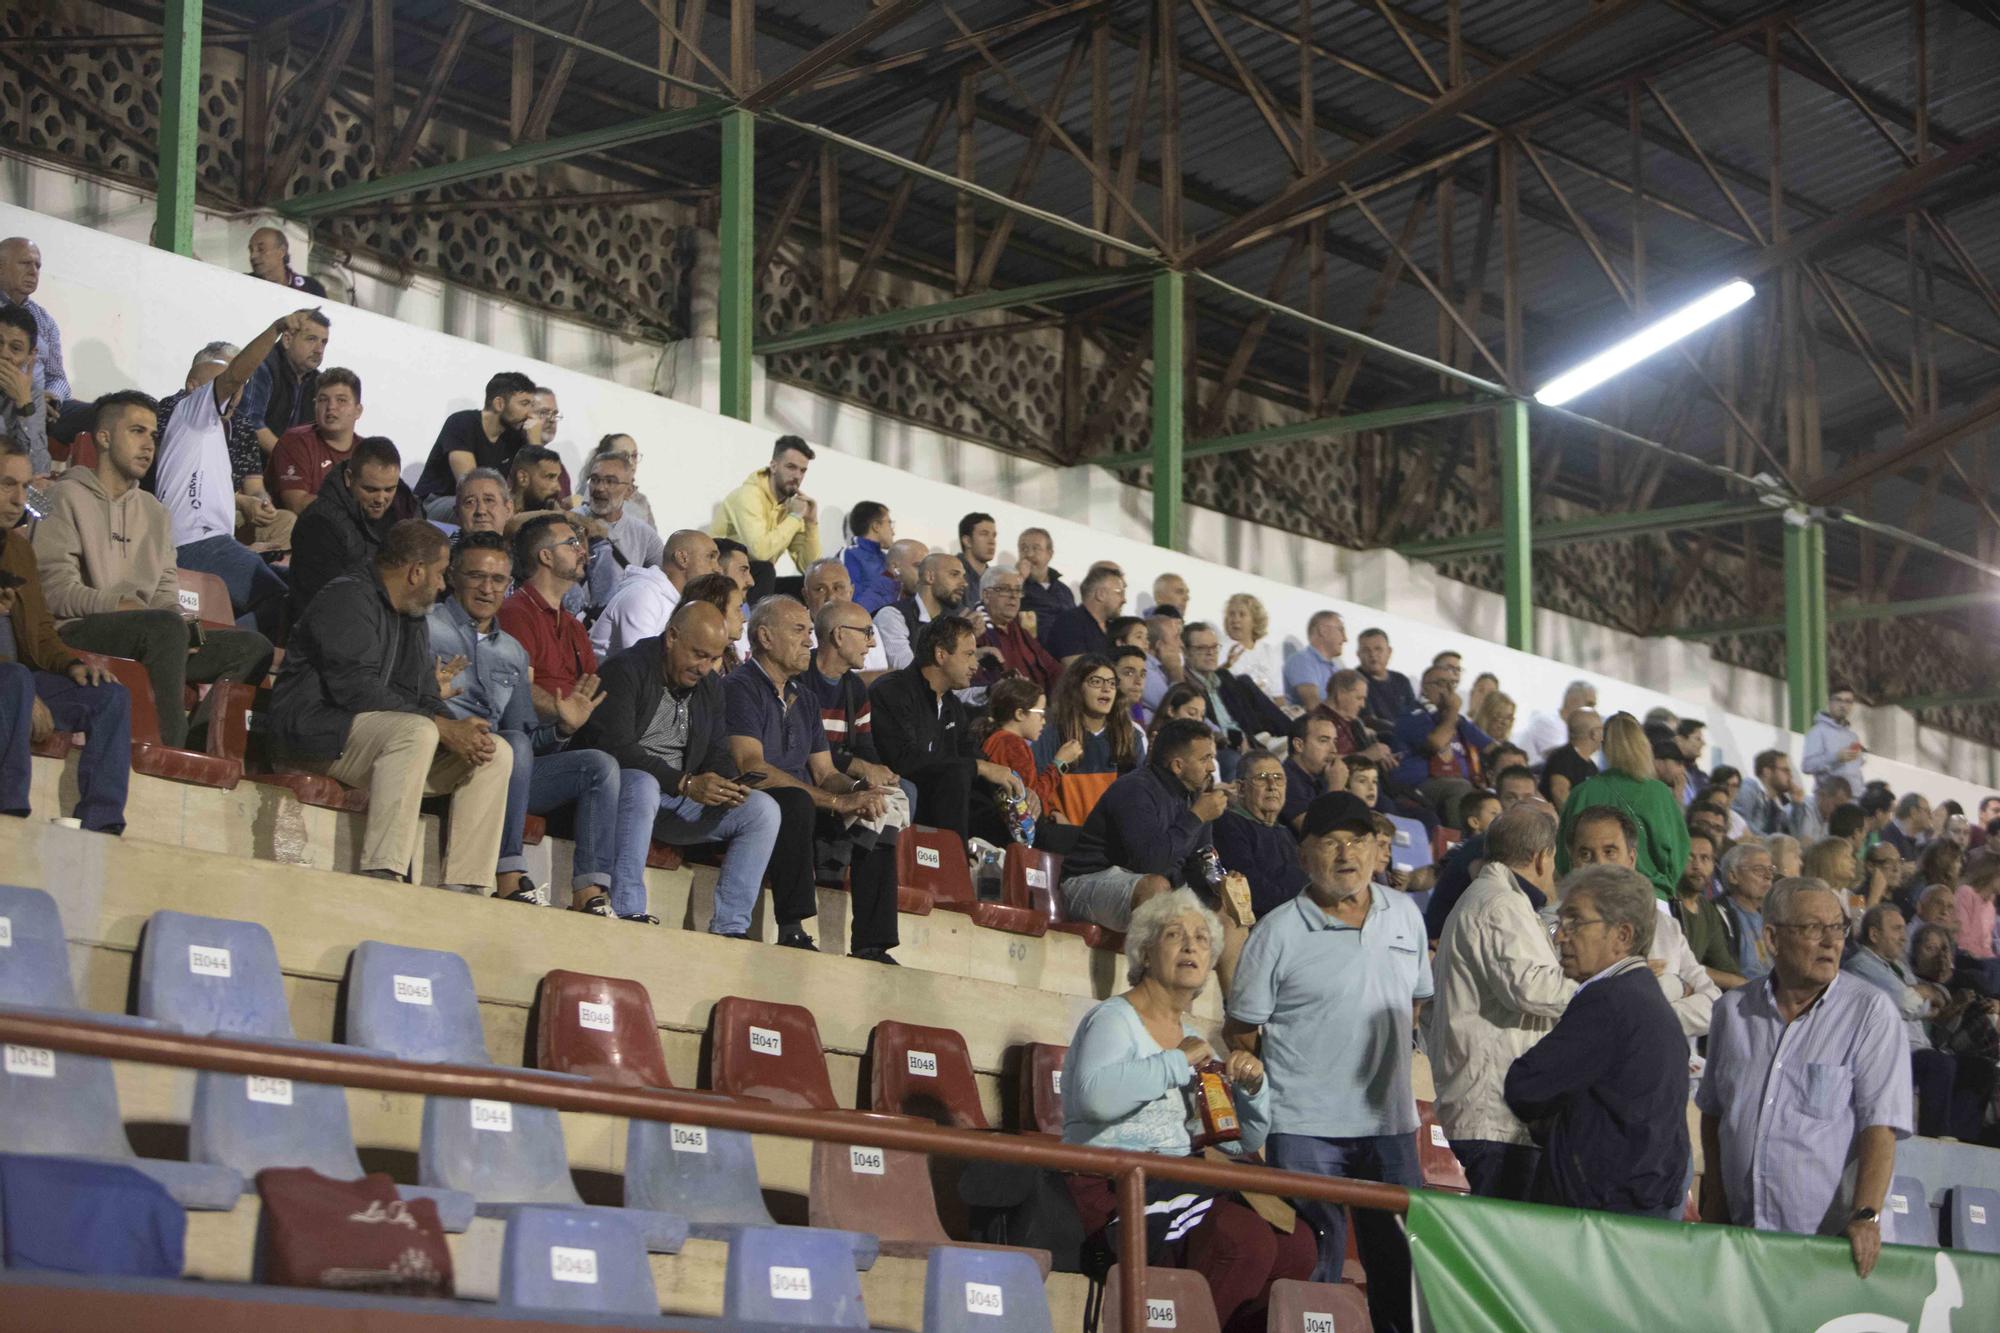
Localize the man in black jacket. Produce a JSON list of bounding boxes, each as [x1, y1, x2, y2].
[[565, 599, 781, 931], [1060, 718, 1230, 931], [269, 519, 509, 890], [867, 615, 1021, 843], [289, 435, 420, 615], [1503, 863, 1692, 1217]]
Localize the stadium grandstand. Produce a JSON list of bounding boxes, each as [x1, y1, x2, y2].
[[3, 2, 2000, 1330]]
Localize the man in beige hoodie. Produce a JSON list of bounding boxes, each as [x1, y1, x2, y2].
[[32, 391, 272, 748]]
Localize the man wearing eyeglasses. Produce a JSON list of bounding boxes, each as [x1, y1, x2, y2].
[[1698, 876, 1911, 1277], [975, 564, 1060, 694], [800, 597, 901, 796]]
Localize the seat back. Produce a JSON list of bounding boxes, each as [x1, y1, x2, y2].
[[708, 995, 837, 1109], [1384, 816, 1433, 876], [722, 1223, 869, 1328], [808, 1126, 950, 1249], [347, 941, 488, 1063], [534, 969, 671, 1089], [1050, 772, 1118, 826], [137, 909, 292, 1038], [0, 1041, 135, 1160], [1265, 1279, 1371, 1333], [189, 1069, 364, 1181], [497, 1206, 658, 1316], [923, 1244, 1053, 1333], [418, 1096, 585, 1206], [624, 1116, 776, 1228], [1018, 1043, 1067, 1135], [0, 884, 76, 1009], [1102, 1266, 1222, 1333], [1003, 847, 1061, 919], [176, 568, 238, 632], [72, 652, 165, 747], [1883, 1174, 1938, 1247], [1945, 1185, 2000, 1253], [1414, 1100, 1468, 1193], [898, 827, 976, 909], [870, 1020, 988, 1130]]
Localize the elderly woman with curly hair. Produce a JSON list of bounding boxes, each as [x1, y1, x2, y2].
[[1062, 888, 1315, 1333], [1221, 592, 1287, 708]]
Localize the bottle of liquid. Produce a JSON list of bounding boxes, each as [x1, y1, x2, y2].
[[1185, 1059, 1241, 1150]]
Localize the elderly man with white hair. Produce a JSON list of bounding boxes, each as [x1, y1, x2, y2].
[[1519, 678, 1596, 768], [0, 236, 67, 405], [1698, 876, 1911, 1278]]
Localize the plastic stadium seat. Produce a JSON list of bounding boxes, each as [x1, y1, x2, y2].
[[708, 995, 837, 1109], [346, 940, 488, 1064], [869, 1020, 990, 1130], [215, 684, 369, 814], [0, 1040, 241, 1209], [176, 568, 238, 633], [497, 1207, 659, 1317], [1944, 1185, 2000, 1253], [923, 1245, 1054, 1333], [1018, 1043, 1067, 1136], [188, 1069, 474, 1231], [534, 968, 671, 1089], [1883, 1174, 1938, 1247], [71, 652, 241, 790], [419, 1095, 688, 1254], [900, 827, 1041, 936], [646, 841, 685, 871], [1384, 816, 1432, 877], [1265, 1279, 1372, 1332], [1102, 1266, 1221, 1333], [137, 909, 292, 1039], [1414, 1101, 1468, 1193], [1010, 846, 1124, 952], [722, 1223, 869, 1328], [0, 885, 76, 1009]]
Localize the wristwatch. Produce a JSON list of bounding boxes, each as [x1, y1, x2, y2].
[[1848, 1207, 1879, 1226]]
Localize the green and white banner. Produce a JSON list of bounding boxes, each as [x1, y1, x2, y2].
[[1408, 1192, 2000, 1333]]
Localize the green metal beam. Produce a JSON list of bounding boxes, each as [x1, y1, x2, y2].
[[154, 0, 201, 256], [278, 101, 731, 218], [1152, 270, 1186, 551], [1094, 398, 1496, 467], [1673, 591, 1998, 640], [718, 109, 754, 424], [1783, 511, 1826, 733], [1497, 399, 1532, 653], [753, 270, 1152, 357], [1399, 499, 1774, 561]]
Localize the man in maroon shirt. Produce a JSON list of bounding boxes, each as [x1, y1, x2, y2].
[[498, 512, 595, 710], [268, 367, 363, 513], [975, 564, 1061, 693]]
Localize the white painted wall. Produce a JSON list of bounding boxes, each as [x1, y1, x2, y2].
[[5, 172, 1994, 810]]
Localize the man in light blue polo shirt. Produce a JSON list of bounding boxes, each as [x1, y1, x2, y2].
[[1280, 609, 1346, 710], [1227, 790, 1432, 1333]]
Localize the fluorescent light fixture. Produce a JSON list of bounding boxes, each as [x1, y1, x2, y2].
[[1533, 279, 1756, 407]]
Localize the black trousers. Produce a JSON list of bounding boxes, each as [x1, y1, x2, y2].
[[760, 786, 900, 950], [58, 609, 273, 749]]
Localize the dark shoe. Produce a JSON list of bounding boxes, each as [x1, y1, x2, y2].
[[497, 877, 547, 906], [572, 895, 615, 917], [714, 930, 752, 940], [362, 868, 404, 882], [851, 946, 900, 965], [618, 912, 662, 925], [777, 925, 819, 952]]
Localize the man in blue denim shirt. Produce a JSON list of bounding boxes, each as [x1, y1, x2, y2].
[[428, 531, 631, 914]]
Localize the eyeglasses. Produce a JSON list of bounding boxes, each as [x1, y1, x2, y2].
[[550, 535, 582, 550], [835, 624, 876, 640], [1246, 773, 1287, 786], [1026, 707, 1046, 716], [1553, 915, 1609, 936], [986, 585, 1023, 597], [1773, 920, 1851, 942], [1082, 675, 1117, 689]]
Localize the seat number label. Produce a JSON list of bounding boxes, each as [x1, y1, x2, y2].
[[177, 588, 202, 614], [471, 1099, 513, 1132], [4, 1045, 54, 1078], [916, 847, 942, 869], [188, 944, 232, 977], [1972, 1204, 1989, 1225], [0, 916, 12, 948], [550, 1246, 599, 1284], [1303, 1314, 1335, 1333], [670, 1124, 709, 1154], [769, 1266, 813, 1300], [1050, 1069, 1062, 1095], [1429, 1125, 1449, 1148], [247, 1075, 294, 1106], [392, 975, 433, 1006], [577, 1000, 614, 1032], [1024, 868, 1049, 889], [907, 1050, 938, 1077], [1890, 1194, 1908, 1214], [849, 1145, 885, 1175], [1147, 1298, 1178, 1328], [749, 1026, 782, 1055], [965, 1282, 1004, 1316]]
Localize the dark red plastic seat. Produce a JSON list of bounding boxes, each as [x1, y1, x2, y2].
[[1414, 1099, 1468, 1193], [646, 841, 684, 870], [1017, 1042, 1067, 1136], [1008, 844, 1123, 952], [73, 651, 241, 789], [1266, 1278, 1372, 1332], [209, 680, 367, 812], [707, 995, 836, 1109], [1102, 1265, 1221, 1333], [867, 1020, 988, 1130], [536, 968, 671, 1089], [175, 568, 237, 633], [899, 827, 1041, 936], [522, 815, 546, 846]]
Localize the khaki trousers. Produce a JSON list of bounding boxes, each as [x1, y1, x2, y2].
[[319, 711, 510, 886]]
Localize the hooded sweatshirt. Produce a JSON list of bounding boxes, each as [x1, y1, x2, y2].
[[31, 466, 179, 624]]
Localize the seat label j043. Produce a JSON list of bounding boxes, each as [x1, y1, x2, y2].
[[550, 1246, 598, 1284]]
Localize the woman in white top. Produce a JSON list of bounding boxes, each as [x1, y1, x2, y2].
[[1221, 593, 1287, 707]]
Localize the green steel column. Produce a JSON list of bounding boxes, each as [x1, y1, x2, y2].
[[1783, 509, 1826, 733], [1808, 519, 1829, 709], [1151, 269, 1185, 551], [718, 109, 755, 423], [1497, 399, 1533, 653], [155, 0, 202, 256]]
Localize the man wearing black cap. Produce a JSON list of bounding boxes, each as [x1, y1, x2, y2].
[[1226, 789, 1434, 1333]]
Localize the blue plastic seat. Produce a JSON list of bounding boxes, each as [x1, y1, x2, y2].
[[346, 941, 487, 1064], [0, 885, 74, 1009], [1883, 1174, 1938, 1247], [0, 1040, 240, 1209], [1944, 1185, 2000, 1253], [497, 1206, 659, 1316], [1385, 816, 1433, 877], [420, 1095, 687, 1254], [137, 909, 291, 1038], [188, 1070, 474, 1231], [722, 1224, 868, 1328], [923, 1245, 1052, 1333]]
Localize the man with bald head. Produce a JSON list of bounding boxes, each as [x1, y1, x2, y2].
[[804, 557, 887, 674], [0, 237, 66, 405], [591, 527, 719, 658], [876, 548, 979, 671], [246, 225, 327, 298], [569, 598, 782, 929]]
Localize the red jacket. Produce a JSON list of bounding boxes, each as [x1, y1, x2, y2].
[[983, 729, 1062, 812]]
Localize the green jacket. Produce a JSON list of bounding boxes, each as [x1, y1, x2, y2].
[[1557, 770, 1690, 901]]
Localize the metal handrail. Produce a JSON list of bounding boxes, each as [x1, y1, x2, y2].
[[0, 1011, 1412, 1332]]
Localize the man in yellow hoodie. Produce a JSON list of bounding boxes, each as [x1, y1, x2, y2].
[[712, 434, 819, 598]]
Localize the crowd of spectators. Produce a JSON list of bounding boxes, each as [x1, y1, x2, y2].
[[6, 230, 2000, 1327]]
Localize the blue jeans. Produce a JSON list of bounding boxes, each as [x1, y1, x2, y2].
[[611, 772, 780, 930], [176, 534, 289, 639], [498, 734, 618, 891], [1, 662, 131, 833], [1267, 1131, 1422, 1333]]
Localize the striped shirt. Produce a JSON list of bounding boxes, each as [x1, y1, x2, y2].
[[797, 663, 879, 772]]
